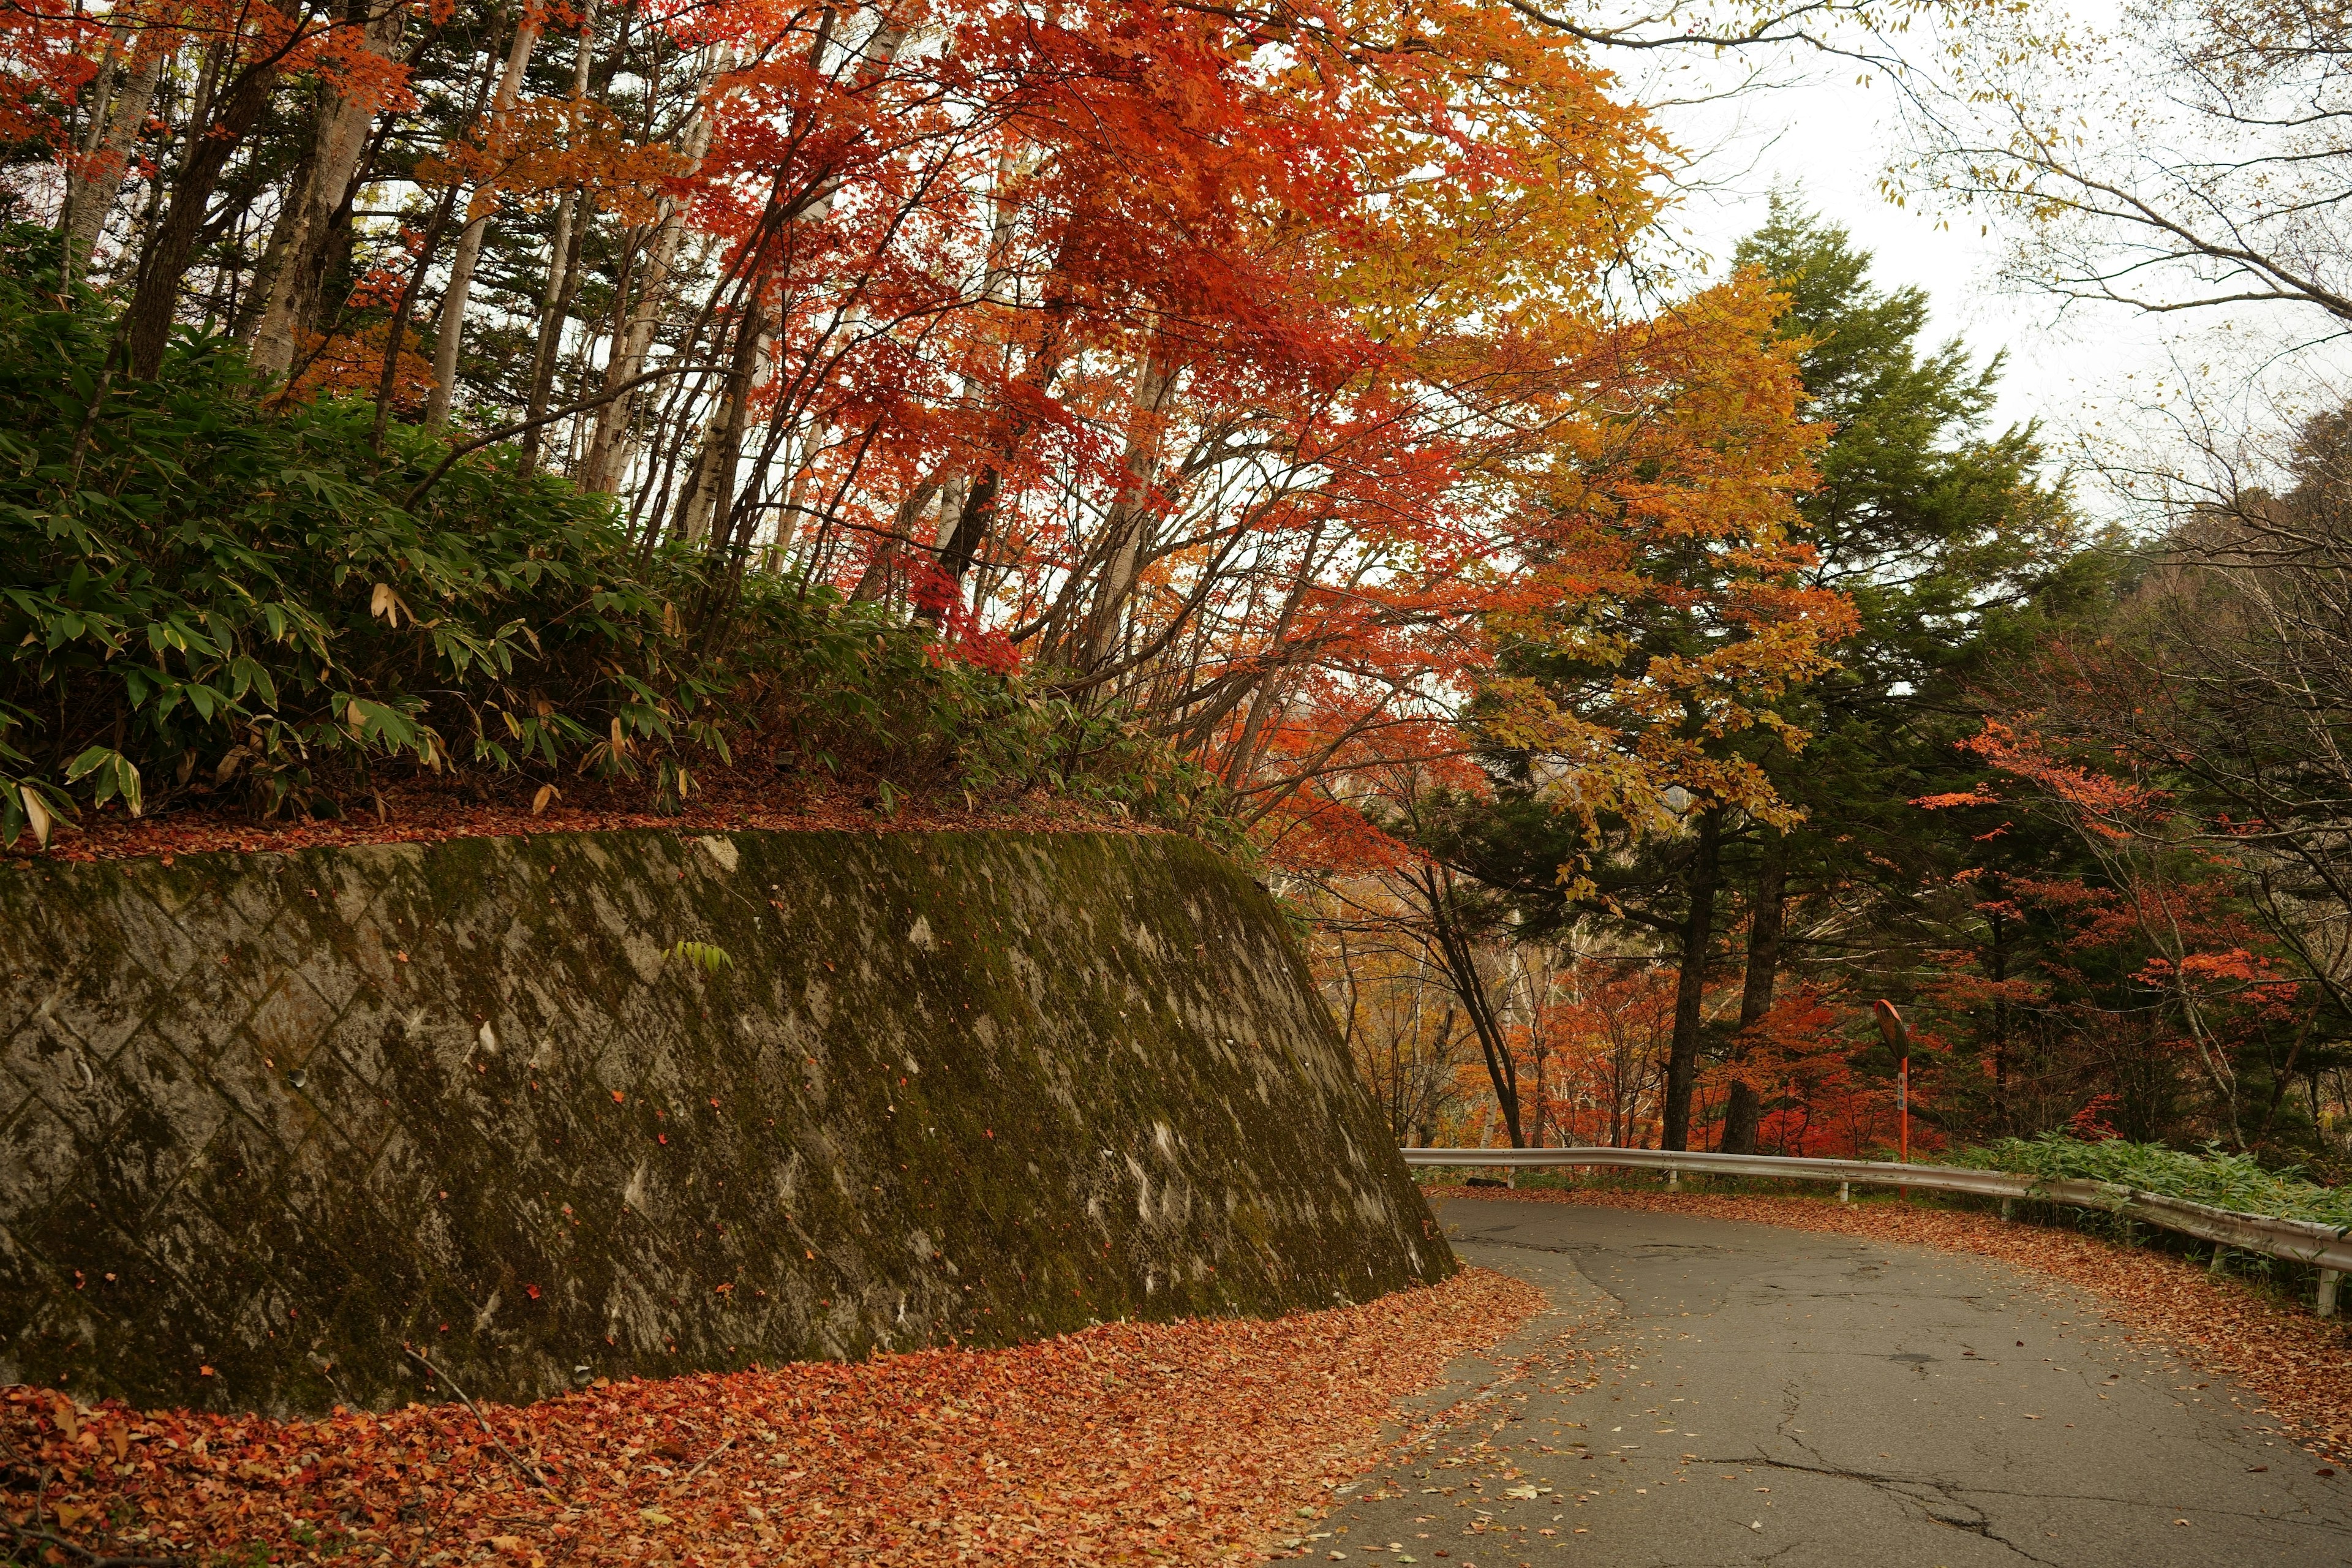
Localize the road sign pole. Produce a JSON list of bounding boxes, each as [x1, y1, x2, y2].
[[1874, 999, 1910, 1169]]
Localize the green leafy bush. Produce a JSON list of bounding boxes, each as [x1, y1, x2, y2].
[[1962, 1133, 2352, 1229], [0, 225, 1218, 844]]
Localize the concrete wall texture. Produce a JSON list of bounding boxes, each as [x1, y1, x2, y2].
[[0, 827, 1449, 1416]]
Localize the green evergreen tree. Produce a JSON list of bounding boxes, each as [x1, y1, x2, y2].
[[1710, 195, 2089, 1149], [1418, 195, 2092, 1152], [1703, 196, 2107, 1152]]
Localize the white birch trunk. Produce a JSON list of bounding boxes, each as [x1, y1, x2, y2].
[[424, 4, 544, 429], [249, 1, 410, 381], [62, 29, 166, 288]]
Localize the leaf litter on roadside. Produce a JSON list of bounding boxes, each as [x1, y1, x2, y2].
[[2, 1268, 1540, 1567]]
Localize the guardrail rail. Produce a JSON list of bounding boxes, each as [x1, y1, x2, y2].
[[1402, 1145, 2352, 1316]]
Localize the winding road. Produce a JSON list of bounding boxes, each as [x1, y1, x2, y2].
[[1311, 1196, 2352, 1567]]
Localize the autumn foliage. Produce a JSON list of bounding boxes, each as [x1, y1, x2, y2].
[[0, 1271, 1540, 1567], [0, 0, 1844, 864]]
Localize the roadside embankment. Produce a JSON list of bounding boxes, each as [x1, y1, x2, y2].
[[0, 828, 1447, 1414]]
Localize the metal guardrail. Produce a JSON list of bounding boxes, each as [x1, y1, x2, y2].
[[1403, 1145, 2352, 1315]]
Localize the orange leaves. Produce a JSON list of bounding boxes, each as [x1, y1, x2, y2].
[[1478, 268, 1852, 843], [1913, 784, 2003, 810], [1958, 718, 2168, 839], [1311, 0, 1667, 336], [285, 320, 432, 409], [2, 1270, 1540, 1568], [418, 96, 684, 224], [1717, 985, 1923, 1159], [300, 10, 415, 113], [0, 0, 102, 150], [6, 1, 403, 173]]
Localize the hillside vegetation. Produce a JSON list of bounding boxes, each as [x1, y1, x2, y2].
[[0, 231, 1193, 844]]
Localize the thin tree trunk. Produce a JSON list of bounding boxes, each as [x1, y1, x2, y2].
[[371, 46, 496, 447], [518, 0, 599, 473], [1215, 522, 1326, 783], [1660, 807, 1723, 1152], [61, 28, 126, 262], [125, 17, 304, 378], [850, 473, 944, 600], [424, 5, 544, 429], [63, 29, 165, 290], [1066, 338, 1179, 668], [236, 153, 309, 345], [584, 74, 721, 491], [250, 0, 409, 381], [1722, 838, 1785, 1155], [933, 277, 1076, 594], [1423, 868, 1523, 1148], [518, 200, 590, 474], [767, 419, 837, 574], [676, 295, 767, 545], [693, 17, 913, 567], [1986, 894, 2010, 1135], [371, 184, 460, 450]]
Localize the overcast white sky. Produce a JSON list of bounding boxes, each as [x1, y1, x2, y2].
[[1635, 40, 2186, 491]]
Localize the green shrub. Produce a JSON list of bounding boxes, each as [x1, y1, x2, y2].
[[1961, 1133, 2352, 1229], [0, 225, 1221, 844]]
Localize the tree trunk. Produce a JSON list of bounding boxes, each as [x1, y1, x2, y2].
[[125, 22, 301, 379], [1660, 807, 1722, 1152], [424, 7, 544, 429], [850, 474, 944, 600], [1066, 339, 1179, 668], [1423, 868, 1523, 1148], [583, 86, 722, 492], [932, 274, 1076, 596], [1987, 899, 2010, 1135], [518, 0, 600, 475], [935, 464, 1003, 585], [249, 1, 409, 382], [236, 151, 310, 345], [518, 200, 589, 474], [1721, 839, 1785, 1154], [63, 30, 165, 290], [676, 294, 768, 546], [1212, 522, 1325, 783]]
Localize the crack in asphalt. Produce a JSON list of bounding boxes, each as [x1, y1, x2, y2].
[[1455, 1234, 1737, 1260], [1306, 1204, 2350, 1567], [1698, 1450, 2352, 1560]]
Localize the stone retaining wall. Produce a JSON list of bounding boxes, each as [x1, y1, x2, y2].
[[0, 828, 1448, 1415]]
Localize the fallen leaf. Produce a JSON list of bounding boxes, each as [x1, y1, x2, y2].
[[0, 1271, 1543, 1568]]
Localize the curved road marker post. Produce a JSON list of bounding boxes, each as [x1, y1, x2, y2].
[[1874, 998, 1910, 1167]]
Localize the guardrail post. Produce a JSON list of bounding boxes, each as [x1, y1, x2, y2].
[[1666, 1167, 1680, 1191], [1838, 1181, 1850, 1204], [2000, 1198, 2013, 1221], [2321, 1269, 2341, 1319], [2210, 1246, 2228, 1275]]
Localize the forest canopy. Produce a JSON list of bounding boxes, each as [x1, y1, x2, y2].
[[4, 0, 2348, 1172]]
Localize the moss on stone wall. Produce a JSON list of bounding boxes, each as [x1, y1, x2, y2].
[[0, 829, 1450, 1416]]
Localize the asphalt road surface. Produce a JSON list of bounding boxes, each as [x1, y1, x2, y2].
[[1303, 1196, 2352, 1567]]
